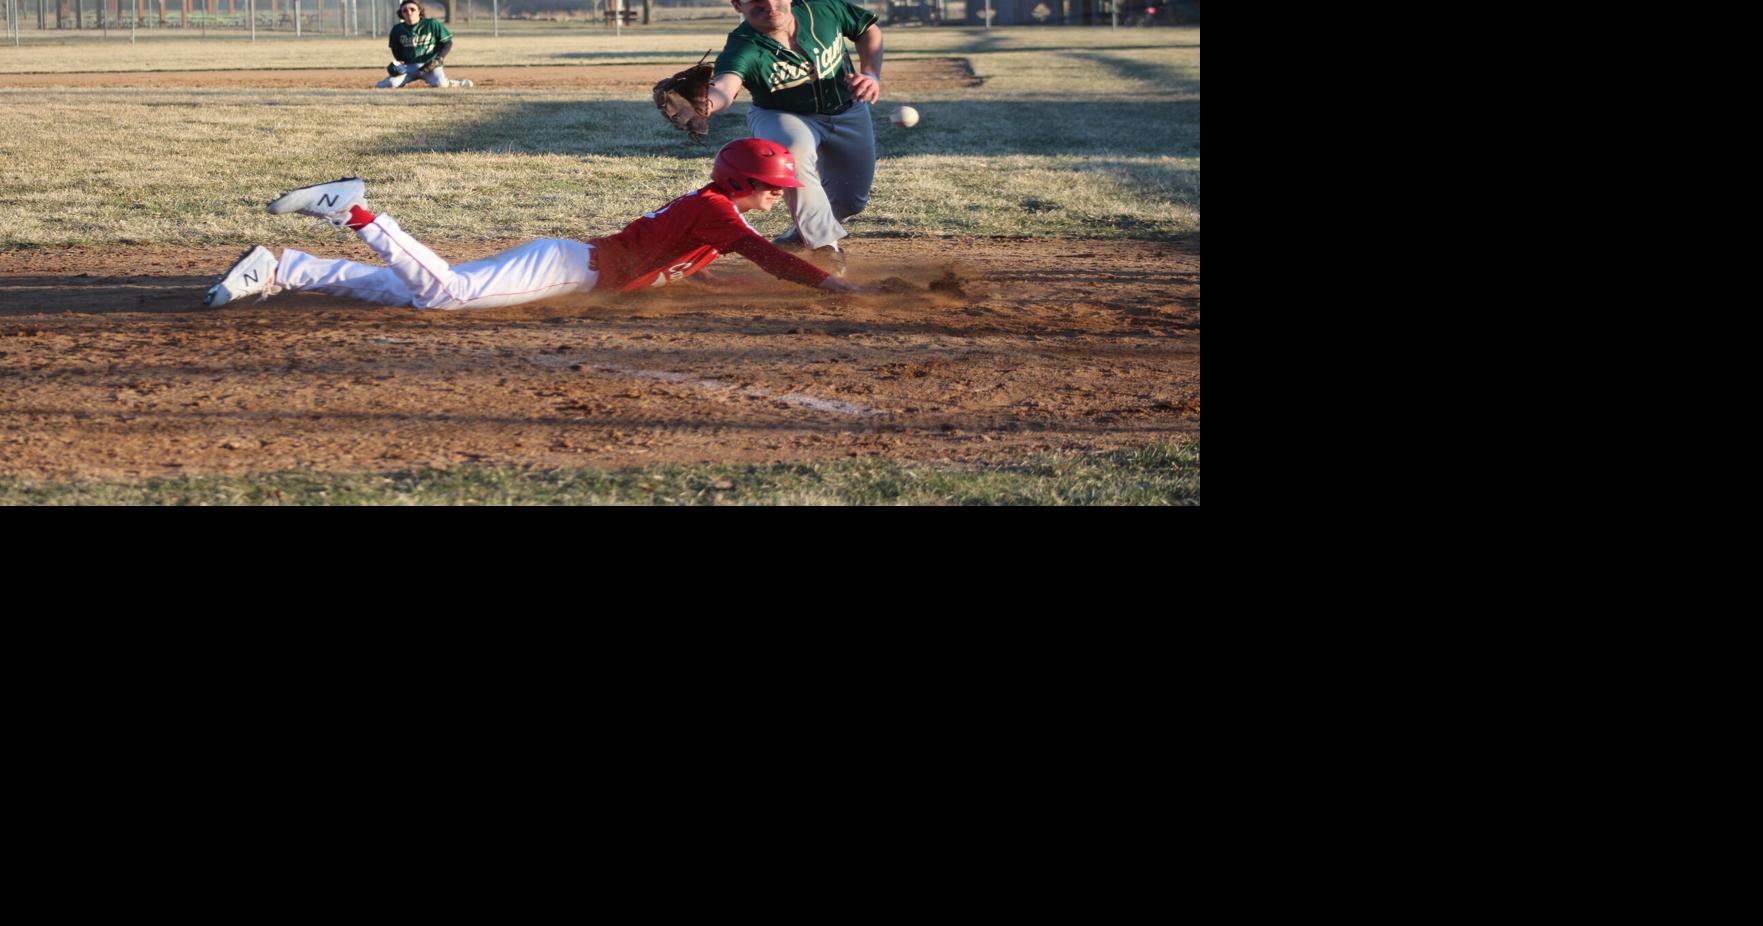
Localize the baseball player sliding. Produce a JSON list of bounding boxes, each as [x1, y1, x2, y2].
[[201, 139, 878, 311]]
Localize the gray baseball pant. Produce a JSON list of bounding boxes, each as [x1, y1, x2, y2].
[[747, 102, 875, 251], [376, 62, 460, 89]]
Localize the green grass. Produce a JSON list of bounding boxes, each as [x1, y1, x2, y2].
[[0, 26, 1198, 245], [0, 440, 1200, 505]]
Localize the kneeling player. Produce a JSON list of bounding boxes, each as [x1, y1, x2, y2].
[[202, 139, 875, 310]]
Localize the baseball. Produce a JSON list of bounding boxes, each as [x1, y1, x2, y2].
[[891, 106, 920, 129]]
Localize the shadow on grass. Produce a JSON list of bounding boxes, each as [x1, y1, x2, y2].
[[1059, 49, 1199, 89], [394, 98, 1199, 159]]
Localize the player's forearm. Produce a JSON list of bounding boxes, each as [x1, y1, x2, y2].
[[706, 73, 742, 116], [727, 235, 830, 288], [706, 86, 733, 116], [855, 26, 883, 81]]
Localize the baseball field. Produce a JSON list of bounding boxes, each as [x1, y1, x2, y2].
[[0, 22, 1199, 505]]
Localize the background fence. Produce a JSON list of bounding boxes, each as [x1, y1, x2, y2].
[[1, 0, 1198, 36]]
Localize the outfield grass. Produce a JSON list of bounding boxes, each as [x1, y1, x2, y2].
[[0, 440, 1200, 505], [0, 27, 1199, 246], [0, 24, 1197, 75]]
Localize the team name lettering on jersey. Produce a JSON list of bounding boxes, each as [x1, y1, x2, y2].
[[767, 59, 812, 92], [813, 41, 847, 77], [649, 261, 698, 287]]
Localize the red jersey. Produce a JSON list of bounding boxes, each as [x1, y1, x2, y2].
[[587, 185, 830, 293]]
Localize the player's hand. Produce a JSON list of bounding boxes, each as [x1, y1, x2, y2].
[[819, 277, 878, 295], [846, 70, 880, 104]]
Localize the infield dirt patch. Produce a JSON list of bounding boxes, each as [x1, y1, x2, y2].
[[0, 236, 1198, 482]]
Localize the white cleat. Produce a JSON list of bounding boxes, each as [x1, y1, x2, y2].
[[453, 79, 474, 88], [266, 177, 366, 225], [203, 246, 280, 308]]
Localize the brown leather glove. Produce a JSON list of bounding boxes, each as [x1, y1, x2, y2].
[[652, 62, 714, 143]]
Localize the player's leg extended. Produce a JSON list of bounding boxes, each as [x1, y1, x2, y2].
[[271, 236, 594, 310], [422, 65, 472, 89], [443, 239, 598, 309], [748, 108, 845, 250], [818, 104, 876, 224], [377, 64, 414, 89], [358, 216, 595, 310], [353, 214, 472, 308], [266, 180, 590, 309], [277, 248, 417, 306]]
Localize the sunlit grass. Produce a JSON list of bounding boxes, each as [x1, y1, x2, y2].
[[0, 440, 1201, 506], [0, 31, 1200, 246]]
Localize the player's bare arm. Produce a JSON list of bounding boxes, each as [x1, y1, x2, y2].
[[846, 25, 884, 104], [706, 72, 744, 116]]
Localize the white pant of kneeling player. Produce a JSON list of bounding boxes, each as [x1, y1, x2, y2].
[[377, 62, 471, 89], [281, 214, 597, 310]]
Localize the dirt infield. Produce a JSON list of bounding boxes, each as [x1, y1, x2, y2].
[[0, 58, 983, 91], [0, 237, 1198, 482]]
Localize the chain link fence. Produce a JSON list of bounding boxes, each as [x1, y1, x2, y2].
[[3, 0, 1195, 36], [0, 0, 371, 34]]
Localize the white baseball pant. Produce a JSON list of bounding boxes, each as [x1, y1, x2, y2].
[[277, 214, 599, 310]]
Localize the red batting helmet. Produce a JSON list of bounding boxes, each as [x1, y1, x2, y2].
[[712, 138, 804, 195]]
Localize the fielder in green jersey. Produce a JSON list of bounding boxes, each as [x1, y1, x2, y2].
[[377, 1, 473, 90], [703, 0, 885, 271], [713, 0, 879, 115]]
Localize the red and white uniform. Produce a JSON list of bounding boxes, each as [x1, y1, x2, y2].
[[275, 185, 828, 310], [591, 186, 829, 292]]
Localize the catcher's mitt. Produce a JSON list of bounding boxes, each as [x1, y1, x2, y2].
[[653, 52, 715, 143], [388, 62, 405, 77]]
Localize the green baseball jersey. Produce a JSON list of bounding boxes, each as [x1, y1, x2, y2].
[[389, 18, 452, 66], [714, 0, 879, 115]]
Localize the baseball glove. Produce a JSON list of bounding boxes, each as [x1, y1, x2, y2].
[[653, 52, 715, 143], [388, 62, 406, 77], [417, 60, 441, 78]]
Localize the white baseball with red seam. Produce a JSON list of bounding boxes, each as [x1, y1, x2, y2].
[[891, 106, 920, 129]]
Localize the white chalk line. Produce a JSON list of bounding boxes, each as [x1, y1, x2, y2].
[[519, 354, 885, 418], [362, 340, 885, 418]]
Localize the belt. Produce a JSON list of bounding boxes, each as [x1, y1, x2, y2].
[[823, 98, 855, 116]]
